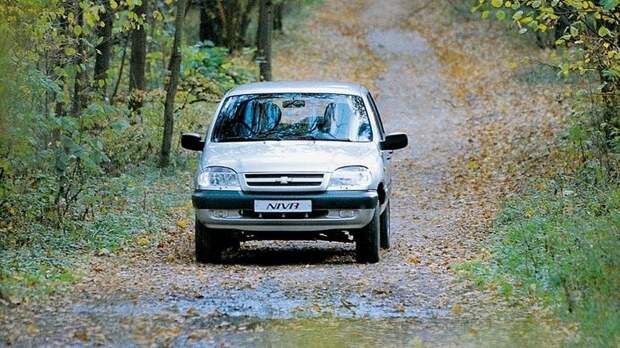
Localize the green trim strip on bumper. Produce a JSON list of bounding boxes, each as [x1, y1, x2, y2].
[[192, 190, 378, 210]]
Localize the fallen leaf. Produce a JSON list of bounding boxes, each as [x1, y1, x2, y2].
[[185, 307, 198, 317], [25, 324, 38, 335], [74, 330, 89, 342], [176, 218, 190, 229], [135, 236, 150, 246], [95, 248, 110, 257], [408, 256, 421, 264], [451, 303, 463, 315]]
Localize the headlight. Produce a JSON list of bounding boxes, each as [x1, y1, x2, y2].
[[328, 166, 372, 190], [196, 166, 240, 190]]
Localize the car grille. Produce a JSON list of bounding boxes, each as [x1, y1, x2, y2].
[[243, 173, 326, 191]]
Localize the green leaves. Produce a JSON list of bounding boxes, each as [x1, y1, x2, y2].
[[486, 180, 620, 345], [111, 119, 130, 131], [600, 0, 620, 10], [491, 0, 504, 8], [512, 10, 524, 20], [471, 0, 620, 106], [64, 47, 77, 56], [182, 44, 256, 96], [598, 26, 611, 37], [570, 25, 579, 37], [602, 68, 620, 80]]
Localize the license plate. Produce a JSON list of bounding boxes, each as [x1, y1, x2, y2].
[[254, 200, 312, 213]]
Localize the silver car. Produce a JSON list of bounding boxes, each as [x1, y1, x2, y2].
[[182, 81, 408, 263]]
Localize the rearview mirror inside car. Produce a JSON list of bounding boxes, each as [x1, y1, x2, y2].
[[282, 99, 305, 108], [181, 133, 205, 151], [380, 132, 408, 151]]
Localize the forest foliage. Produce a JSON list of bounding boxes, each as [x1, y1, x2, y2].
[[0, 0, 308, 301], [466, 0, 620, 344]]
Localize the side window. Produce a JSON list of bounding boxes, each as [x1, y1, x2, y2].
[[367, 93, 385, 139]]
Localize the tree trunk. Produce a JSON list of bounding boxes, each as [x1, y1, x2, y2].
[[201, 0, 256, 51], [273, 1, 284, 32], [199, 0, 223, 45], [129, 0, 148, 111], [257, 0, 273, 81], [111, 34, 129, 104], [239, 0, 258, 47], [222, 0, 241, 52], [160, 0, 188, 168], [71, 1, 88, 116], [93, 1, 113, 97]]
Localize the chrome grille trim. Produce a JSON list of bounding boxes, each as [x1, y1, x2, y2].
[[241, 172, 327, 192]]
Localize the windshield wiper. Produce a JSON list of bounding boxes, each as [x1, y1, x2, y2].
[[255, 129, 283, 140], [282, 135, 350, 142], [218, 136, 262, 142], [275, 135, 317, 140], [220, 135, 288, 142]]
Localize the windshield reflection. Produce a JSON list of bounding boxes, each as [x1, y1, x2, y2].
[[212, 93, 373, 142]]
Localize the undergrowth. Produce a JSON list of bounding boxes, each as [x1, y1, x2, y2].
[[0, 163, 194, 303], [460, 176, 620, 345], [0, 26, 255, 303], [449, 1, 620, 345]]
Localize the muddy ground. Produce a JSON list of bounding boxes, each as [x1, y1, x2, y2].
[[1, 0, 566, 346]]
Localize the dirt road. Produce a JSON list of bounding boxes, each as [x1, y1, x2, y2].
[[1, 1, 556, 346]]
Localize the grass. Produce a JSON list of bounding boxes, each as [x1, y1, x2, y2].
[[458, 177, 620, 345], [0, 162, 194, 303]]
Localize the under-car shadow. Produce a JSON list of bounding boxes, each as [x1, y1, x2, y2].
[[220, 242, 357, 266]]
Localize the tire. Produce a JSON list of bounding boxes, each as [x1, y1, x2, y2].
[[355, 204, 380, 263], [227, 238, 241, 251], [380, 201, 391, 250], [195, 218, 224, 263]]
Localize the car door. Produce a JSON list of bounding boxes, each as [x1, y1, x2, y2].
[[367, 93, 392, 198]]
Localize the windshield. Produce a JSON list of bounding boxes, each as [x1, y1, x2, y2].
[[211, 93, 373, 142]]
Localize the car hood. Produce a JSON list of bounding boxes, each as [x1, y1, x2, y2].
[[201, 141, 379, 173]]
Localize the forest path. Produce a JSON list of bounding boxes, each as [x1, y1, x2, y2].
[[1, 1, 546, 346]]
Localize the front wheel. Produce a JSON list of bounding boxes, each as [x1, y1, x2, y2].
[[380, 201, 391, 250], [195, 218, 224, 263], [355, 204, 380, 263]]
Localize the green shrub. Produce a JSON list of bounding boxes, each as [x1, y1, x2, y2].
[[0, 165, 192, 302], [469, 178, 620, 345], [183, 43, 256, 94], [0, 20, 256, 301]]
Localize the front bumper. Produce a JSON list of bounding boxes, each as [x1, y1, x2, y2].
[[192, 190, 378, 231]]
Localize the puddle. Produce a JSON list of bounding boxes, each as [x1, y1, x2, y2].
[[176, 316, 567, 347], [74, 284, 449, 321]]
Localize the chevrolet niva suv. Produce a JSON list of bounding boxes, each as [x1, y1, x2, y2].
[[182, 81, 408, 263]]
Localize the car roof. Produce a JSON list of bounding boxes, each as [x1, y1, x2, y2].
[[225, 80, 369, 97]]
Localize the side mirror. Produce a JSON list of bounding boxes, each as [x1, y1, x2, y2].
[[380, 132, 408, 151], [181, 133, 205, 151]]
